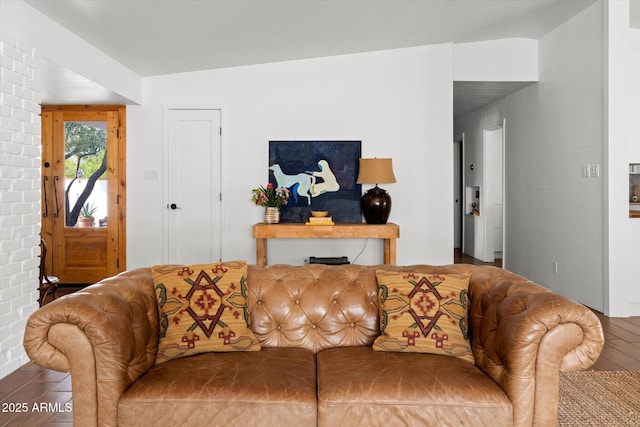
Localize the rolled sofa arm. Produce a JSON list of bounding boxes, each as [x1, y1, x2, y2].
[[23, 268, 159, 427], [468, 267, 604, 427]]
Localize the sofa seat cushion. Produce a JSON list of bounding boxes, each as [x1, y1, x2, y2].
[[317, 347, 513, 427], [118, 348, 317, 427]]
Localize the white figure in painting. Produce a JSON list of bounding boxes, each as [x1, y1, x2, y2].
[[310, 160, 340, 197], [269, 160, 341, 205], [269, 164, 314, 204]]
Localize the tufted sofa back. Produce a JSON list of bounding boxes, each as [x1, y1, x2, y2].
[[246, 263, 474, 353]]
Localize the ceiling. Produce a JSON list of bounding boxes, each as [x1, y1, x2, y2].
[[453, 81, 534, 117], [24, 0, 598, 115]]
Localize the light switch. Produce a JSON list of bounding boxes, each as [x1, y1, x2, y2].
[[144, 170, 159, 180], [589, 164, 600, 178]]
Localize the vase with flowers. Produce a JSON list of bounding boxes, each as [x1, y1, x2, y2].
[[251, 183, 290, 224]]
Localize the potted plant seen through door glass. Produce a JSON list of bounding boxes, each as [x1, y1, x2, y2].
[[78, 202, 97, 228]]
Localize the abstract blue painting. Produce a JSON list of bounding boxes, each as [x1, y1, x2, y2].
[[268, 141, 362, 223]]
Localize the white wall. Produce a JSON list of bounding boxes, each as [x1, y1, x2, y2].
[[127, 45, 454, 268], [604, 0, 640, 317], [0, 32, 43, 378], [632, 29, 640, 162], [510, 1, 605, 311], [454, 38, 538, 81], [630, 28, 640, 313], [455, 1, 640, 316], [455, 2, 606, 311]]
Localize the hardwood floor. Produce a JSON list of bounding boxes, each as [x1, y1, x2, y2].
[[589, 311, 640, 371], [454, 248, 502, 267], [1, 256, 638, 426], [0, 364, 72, 426]]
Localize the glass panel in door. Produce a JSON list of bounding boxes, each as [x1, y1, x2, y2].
[[64, 120, 108, 229]]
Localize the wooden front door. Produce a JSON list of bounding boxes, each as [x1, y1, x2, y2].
[[41, 105, 126, 284]]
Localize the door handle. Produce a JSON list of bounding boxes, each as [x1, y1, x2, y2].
[[43, 176, 49, 218], [53, 176, 60, 218], [168, 203, 181, 210]]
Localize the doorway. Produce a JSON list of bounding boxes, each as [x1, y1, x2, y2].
[[41, 105, 126, 284], [457, 121, 506, 265], [165, 108, 222, 264], [482, 123, 505, 263]]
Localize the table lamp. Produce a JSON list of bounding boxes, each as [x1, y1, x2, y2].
[[356, 158, 396, 224]]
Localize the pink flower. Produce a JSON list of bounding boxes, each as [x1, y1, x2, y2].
[[251, 184, 290, 207]]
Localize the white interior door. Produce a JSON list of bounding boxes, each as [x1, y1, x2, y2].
[[166, 109, 222, 264], [483, 126, 504, 262], [454, 140, 462, 249]]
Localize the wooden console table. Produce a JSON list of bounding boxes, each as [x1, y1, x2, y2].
[[252, 222, 400, 266]]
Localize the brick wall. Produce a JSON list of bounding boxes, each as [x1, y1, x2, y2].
[[0, 32, 43, 379]]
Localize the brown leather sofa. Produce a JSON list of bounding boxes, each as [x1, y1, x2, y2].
[[24, 263, 604, 427]]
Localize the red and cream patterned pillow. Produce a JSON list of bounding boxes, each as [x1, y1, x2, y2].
[[373, 270, 474, 364], [152, 260, 260, 364]]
